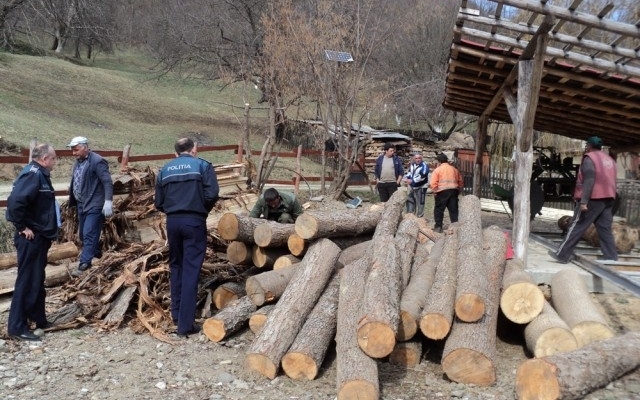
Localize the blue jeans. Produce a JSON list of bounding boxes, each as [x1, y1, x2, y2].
[[77, 204, 104, 264], [167, 215, 206, 334]]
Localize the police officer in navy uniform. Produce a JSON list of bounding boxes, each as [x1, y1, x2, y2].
[[155, 138, 219, 337], [6, 144, 59, 341]]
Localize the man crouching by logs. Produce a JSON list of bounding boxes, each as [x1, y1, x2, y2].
[[249, 188, 304, 224]]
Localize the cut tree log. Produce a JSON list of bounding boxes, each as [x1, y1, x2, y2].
[[273, 254, 300, 270], [0, 263, 74, 295], [217, 213, 264, 242], [398, 237, 440, 341], [252, 246, 290, 268], [389, 340, 422, 368], [551, 269, 615, 347], [226, 241, 253, 265], [441, 226, 507, 386], [515, 331, 640, 400], [336, 257, 379, 400], [287, 233, 307, 257], [336, 240, 370, 269], [454, 195, 487, 323], [500, 258, 545, 324], [254, 221, 297, 248], [357, 236, 401, 358], [0, 241, 79, 270], [371, 190, 407, 241], [557, 216, 639, 254], [213, 281, 246, 310], [420, 226, 460, 340], [245, 265, 298, 306], [249, 305, 275, 334], [524, 301, 578, 358], [294, 206, 383, 240], [203, 296, 257, 342], [282, 272, 340, 380], [246, 239, 341, 379], [394, 214, 422, 288]]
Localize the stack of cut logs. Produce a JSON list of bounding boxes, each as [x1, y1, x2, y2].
[[203, 190, 640, 400]]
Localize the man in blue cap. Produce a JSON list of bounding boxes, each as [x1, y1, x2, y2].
[[549, 136, 618, 263]]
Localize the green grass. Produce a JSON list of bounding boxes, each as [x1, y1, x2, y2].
[[0, 50, 330, 181]]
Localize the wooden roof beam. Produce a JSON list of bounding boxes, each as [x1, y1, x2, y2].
[[552, 0, 583, 34], [562, 3, 614, 53], [457, 14, 639, 59], [495, 0, 640, 38], [455, 26, 640, 78], [478, 15, 555, 121]]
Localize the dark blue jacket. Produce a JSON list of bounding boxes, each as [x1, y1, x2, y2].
[[155, 154, 220, 220], [374, 155, 404, 181], [69, 152, 113, 212], [6, 162, 58, 239]]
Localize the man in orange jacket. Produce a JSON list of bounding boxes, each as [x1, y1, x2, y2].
[[430, 153, 463, 233]]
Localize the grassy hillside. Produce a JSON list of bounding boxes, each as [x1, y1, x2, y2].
[[0, 50, 293, 175]]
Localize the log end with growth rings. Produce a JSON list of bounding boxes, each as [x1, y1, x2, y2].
[[515, 358, 561, 400], [281, 352, 318, 381], [500, 283, 545, 324], [253, 224, 272, 247], [218, 213, 240, 240], [357, 321, 396, 359], [455, 293, 485, 322], [287, 234, 306, 256], [419, 314, 451, 340], [245, 353, 278, 380], [202, 319, 226, 343], [533, 327, 579, 358], [442, 348, 496, 386], [338, 380, 379, 400], [294, 213, 319, 240]]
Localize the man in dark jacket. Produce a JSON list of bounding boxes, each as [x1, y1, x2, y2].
[[6, 144, 59, 341], [155, 138, 219, 337], [67, 136, 114, 273], [249, 188, 303, 223], [373, 142, 404, 202]]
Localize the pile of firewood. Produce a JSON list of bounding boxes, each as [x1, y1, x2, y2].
[[199, 190, 640, 400]]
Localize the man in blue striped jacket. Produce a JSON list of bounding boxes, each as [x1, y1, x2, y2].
[[403, 153, 430, 218]]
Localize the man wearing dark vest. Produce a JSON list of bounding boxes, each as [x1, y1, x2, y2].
[[549, 136, 618, 263]]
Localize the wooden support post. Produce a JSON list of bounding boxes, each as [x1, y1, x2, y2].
[[473, 116, 487, 197], [120, 143, 131, 171]]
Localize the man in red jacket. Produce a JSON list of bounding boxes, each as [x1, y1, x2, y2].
[[549, 136, 618, 263]]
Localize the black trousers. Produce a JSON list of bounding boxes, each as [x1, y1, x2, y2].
[[377, 182, 398, 202], [8, 233, 51, 335], [434, 189, 460, 228]]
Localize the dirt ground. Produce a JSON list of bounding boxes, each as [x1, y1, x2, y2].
[[1, 201, 639, 400]]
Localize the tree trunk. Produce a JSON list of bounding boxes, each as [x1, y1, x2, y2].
[[372, 190, 406, 241], [287, 233, 306, 257], [515, 331, 640, 400], [551, 269, 615, 347], [246, 239, 340, 379], [357, 237, 401, 358], [524, 301, 578, 358], [336, 240, 370, 269], [398, 237, 440, 341], [0, 241, 79, 270], [454, 195, 486, 323], [254, 221, 297, 247], [245, 265, 298, 306], [336, 258, 379, 400], [294, 207, 383, 240], [252, 245, 290, 268], [500, 258, 545, 324], [249, 305, 275, 334], [203, 296, 257, 342], [226, 241, 253, 265], [394, 214, 422, 288], [389, 340, 422, 368], [218, 213, 264, 242], [441, 226, 507, 386], [213, 281, 246, 310], [0, 263, 72, 295], [420, 225, 459, 340], [273, 254, 300, 270], [282, 272, 340, 380]]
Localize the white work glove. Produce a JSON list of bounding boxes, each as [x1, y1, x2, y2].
[[102, 200, 113, 217]]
